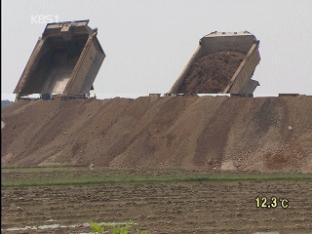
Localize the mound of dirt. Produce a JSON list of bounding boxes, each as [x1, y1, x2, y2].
[[176, 51, 245, 94], [2, 96, 312, 172]]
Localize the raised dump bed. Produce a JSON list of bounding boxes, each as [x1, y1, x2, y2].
[[14, 20, 105, 99], [170, 31, 261, 95]]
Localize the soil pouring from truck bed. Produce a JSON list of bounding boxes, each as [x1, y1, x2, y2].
[[177, 51, 245, 94]]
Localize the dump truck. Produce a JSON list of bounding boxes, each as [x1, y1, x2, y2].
[[14, 20, 105, 99], [170, 31, 261, 96]]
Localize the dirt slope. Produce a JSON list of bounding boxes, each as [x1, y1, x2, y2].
[[2, 96, 312, 172]]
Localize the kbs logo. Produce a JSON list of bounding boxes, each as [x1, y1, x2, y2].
[[31, 14, 59, 24]]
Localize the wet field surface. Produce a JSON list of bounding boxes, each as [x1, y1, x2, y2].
[[2, 181, 312, 234]]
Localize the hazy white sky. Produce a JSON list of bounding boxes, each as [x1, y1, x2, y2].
[[2, 0, 312, 100]]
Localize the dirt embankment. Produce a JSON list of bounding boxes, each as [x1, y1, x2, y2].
[[2, 96, 312, 172], [175, 51, 245, 94]]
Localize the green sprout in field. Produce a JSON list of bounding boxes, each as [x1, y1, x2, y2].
[[89, 221, 148, 234]]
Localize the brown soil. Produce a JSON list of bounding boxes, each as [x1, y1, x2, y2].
[[176, 51, 245, 94], [2, 181, 312, 233], [2, 96, 312, 172]]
